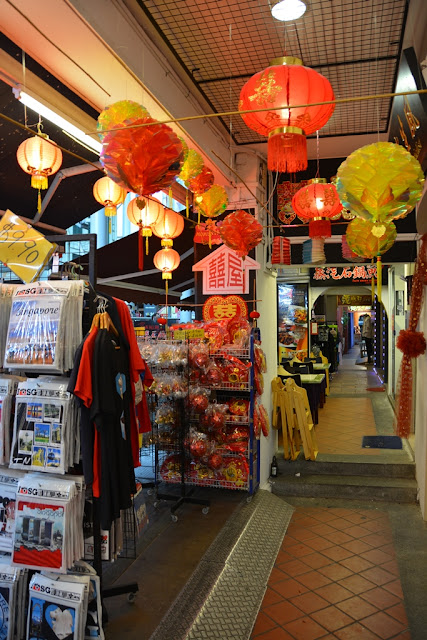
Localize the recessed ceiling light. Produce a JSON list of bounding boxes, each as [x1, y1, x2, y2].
[[271, 0, 307, 22]]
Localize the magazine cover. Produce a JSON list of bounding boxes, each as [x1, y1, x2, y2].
[[12, 500, 65, 571], [0, 472, 21, 555], [0, 585, 11, 640], [27, 574, 85, 640], [9, 380, 69, 474]]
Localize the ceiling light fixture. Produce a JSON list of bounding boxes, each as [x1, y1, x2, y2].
[[13, 88, 102, 155], [271, 0, 307, 21]]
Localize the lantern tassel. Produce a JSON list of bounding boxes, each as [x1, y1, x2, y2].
[[108, 218, 112, 235], [138, 229, 144, 271], [146, 236, 149, 255], [168, 187, 173, 209], [268, 131, 307, 173], [37, 189, 42, 214], [309, 219, 331, 238], [198, 209, 200, 224], [377, 255, 382, 303], [186, 192, 189, 218]]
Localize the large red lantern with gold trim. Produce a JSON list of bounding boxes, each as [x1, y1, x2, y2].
[[292, 179, 343, 238], [239, 56, 335, 173]]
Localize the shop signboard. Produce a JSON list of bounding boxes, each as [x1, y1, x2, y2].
[[337, 294, 373, 306], [310, 265, 388, 286], [192, 244, 260, 295], [0, 210, 57, 283]]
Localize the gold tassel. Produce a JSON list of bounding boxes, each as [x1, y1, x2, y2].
[[186, 192, 189, 218], [165, 279, 168, 296], [168, 186, 173, 209], [37, 189, 41, 213], [198, 210, 200, 224], [109, 218, 112, 235], [146, 236, 149, 254]]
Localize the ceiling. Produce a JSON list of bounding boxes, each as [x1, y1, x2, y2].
[[138, 0, 408, 144], [0, 0, 424, 301]]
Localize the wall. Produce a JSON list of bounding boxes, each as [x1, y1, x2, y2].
[[415, 294, 427, 519]]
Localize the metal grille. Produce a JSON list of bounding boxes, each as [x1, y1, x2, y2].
[[139, 0, 407, 142]]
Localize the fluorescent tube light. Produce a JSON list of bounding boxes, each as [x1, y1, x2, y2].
[[13, 88, 102, 155]]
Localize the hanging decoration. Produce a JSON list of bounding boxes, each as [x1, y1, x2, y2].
[[93, 176, 127, 233], [16, 130, 63, 212], [151, 207, 184, 247], [336, 142, 424, 224], [271, 236, 291, 264], [187, 166, 215, 194], [100, 112, 184, 197], [292, 179, 343, 238], [302, 238, 325, 264], [341, 236, 365, 262], [126, 197, 164, 270], [218, 210, 263, 258], [194, 220, 222, 248], [395, 235, 427, 438], [153, 247, 181, 294], [239, 56, 335, 173], [97, 100, 150, 141], [346, 218, 397, 303], [195, 185, 228, 223], [179, 149, 204, 184]]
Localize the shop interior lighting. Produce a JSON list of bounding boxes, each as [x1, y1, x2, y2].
[[271, 0, 307, 21], [13, 89, 102, 155]]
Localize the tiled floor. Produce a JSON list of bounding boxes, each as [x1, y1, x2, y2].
[[251, 505, 410, 640]]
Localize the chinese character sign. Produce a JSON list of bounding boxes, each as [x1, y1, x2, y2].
[[312, 265, 377, 284], [203, 295, 248, 322], [193, 245, 260, 295]]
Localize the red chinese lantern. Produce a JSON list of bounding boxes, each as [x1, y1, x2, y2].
[[151, 207, 185, 247], [292, 179, 342, 238], [219, 210, 263, 258], [126, 197, 164, 270], [17, 133, 62, 211], [239, 56, 335, 173], [153, 247, 181, 294], [100, 115, 184, 196]]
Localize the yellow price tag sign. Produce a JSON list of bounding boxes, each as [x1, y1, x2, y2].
[[0, 210, 57, 283]]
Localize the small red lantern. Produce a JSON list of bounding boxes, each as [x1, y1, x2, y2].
[[158, 317, 168, 326], [239, 56, 335, 173], [292, 179, 342, 238], [219, 210, 263, 258], [151, 208, 184, 247]]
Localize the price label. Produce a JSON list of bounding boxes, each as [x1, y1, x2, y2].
[[0, 210, 57, 283], [173, 329, 205, 340]]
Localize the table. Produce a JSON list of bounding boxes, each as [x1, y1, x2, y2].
[[313, 363, 331, 371]]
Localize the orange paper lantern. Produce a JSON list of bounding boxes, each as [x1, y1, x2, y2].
[[17, 134, 62, 191], [93, 176, 126, 217], [127, 197, 164, 269], [151, 208, 184, 247], [153, 247, 180, 293], [239, 56, 335, 173]]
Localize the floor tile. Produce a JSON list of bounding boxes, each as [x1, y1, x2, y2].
[[360, 611, 407, 639], [342, 540, 374, 555], [359, 567, 395, 587], [302, 552, 333, 570], [279, 558, 311, 577], [283, 615, 328, 640], [339, 556, 374, 573], [304, 536, 335, 552], [262, 587, 284, 608], [285, 542, 315, 558], [321, 546, 355, 562], [360, 549, 393, 565], [382, 579, 404, 598], [318, 563, 354, 581], [385, 603, 409, 625], [338, 574, 376, 595], [295, 570, 332, 590], [268, 567, 289, 584], [289, 591, 330, 614], [359, 587, 400, 609], [334, 621, 382, 639], [250, 611, 277, 637], [311, 605, 354, 631], [251, 626, 294, 640], [315, 582, 354, 604], [263, 600, 304, 626], [271, 577, 308, 599], [336, 595, 379, 620]]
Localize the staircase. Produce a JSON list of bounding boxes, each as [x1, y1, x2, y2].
[[271, 457, 418, 503]]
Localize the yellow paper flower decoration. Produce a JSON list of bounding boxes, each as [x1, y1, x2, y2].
[[179, 149, 204, 183], [336, 142, 424, 223], [195, 185, 228, 219]]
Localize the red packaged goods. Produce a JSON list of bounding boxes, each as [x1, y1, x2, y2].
[[271, 236, 291, 265]]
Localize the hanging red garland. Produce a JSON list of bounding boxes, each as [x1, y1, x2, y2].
[[395, 234, 427, 438]]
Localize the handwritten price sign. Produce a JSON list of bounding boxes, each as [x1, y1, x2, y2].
[[0, 210, 57, 283]]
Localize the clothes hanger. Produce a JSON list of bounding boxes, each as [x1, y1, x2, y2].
[[100, 311, 119, 337]]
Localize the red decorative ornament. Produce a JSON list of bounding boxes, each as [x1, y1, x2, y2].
[[187, 166, 215, 194], [395, 235, 427, 438], [100, 115, 184, 196], [194, 220, 222, 247], [239, 56, 335, 173], [219, 210, 263, 258], [292, 179, 343, 238], [396, 329, 426, 359], [208, 453, 223, 470], [157, 317, 168, 326]]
